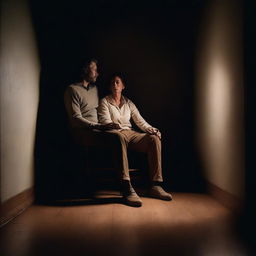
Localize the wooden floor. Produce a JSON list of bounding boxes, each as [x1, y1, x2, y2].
[[0, 192, 247, 256]]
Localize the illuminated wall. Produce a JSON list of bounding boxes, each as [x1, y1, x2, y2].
[[0, 0, 40, 203], [196, 0, 244, 197]]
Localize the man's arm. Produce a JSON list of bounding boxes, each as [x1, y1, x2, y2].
[[64, 87, 99, 129], [64, 88, 119, 130]]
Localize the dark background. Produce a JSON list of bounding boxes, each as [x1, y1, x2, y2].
[[243, 0, 256, 250], [30, 0, 209, 201]]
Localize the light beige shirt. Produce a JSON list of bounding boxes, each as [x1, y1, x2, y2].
[[98, 95, 153, 132]]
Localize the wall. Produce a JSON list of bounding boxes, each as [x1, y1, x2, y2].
[[0, 0, 40, 203], [196, 0, 244, 198], [30, 1, 206, 199]]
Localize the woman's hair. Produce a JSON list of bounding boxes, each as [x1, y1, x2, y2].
[[109, 72, 126, 87], [80, 58, 98, 81]]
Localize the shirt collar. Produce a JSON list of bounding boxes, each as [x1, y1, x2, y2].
[[106, 95, 127, 108], [80, 82, 94, 91]]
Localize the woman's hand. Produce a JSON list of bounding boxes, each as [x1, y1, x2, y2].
[[146, 127, 161, 139], [100, 122, 121, 130]]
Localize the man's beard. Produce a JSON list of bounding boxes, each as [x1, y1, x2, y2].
[[87, 76, 97, 84]]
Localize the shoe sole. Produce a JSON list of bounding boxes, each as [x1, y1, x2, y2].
[[123, 198, 142, 207], [147, 194, 173, 201]]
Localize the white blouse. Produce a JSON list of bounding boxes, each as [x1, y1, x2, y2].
[[98, 95, 153, 132]]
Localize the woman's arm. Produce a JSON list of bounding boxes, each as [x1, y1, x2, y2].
[[129, 100, 153, 131], [98, 99, 121, 130], [129, 100, 161, 138], [97, 98, 113, 124]]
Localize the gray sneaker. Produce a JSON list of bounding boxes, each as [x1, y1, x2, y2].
[[148, 186, 173, 201]]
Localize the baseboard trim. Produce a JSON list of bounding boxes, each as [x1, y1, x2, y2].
[[0, 187, 34, 227], [207, 182, 242, 212], [91, 168, 140, 172]]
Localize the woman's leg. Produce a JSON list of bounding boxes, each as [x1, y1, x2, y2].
[[123, 130, 163, 182], [124, 130, 172, 201], [104, 130, 131, 181], [72, 128, 143, 206], [74, 128, 131, 181], [107, 130, 142, 206]]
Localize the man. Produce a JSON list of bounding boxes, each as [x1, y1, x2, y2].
[[64, 59, 117, 132], [64, 59, 172, 207]]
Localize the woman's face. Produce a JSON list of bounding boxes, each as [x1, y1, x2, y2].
[[110, 76, 125, 94]]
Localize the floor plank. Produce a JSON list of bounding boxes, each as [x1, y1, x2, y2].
[[0, 192, 246, 256]]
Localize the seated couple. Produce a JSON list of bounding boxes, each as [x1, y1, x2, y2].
[[64, 59, 172, 207]]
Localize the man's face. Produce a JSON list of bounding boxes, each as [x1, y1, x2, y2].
[[87, 61, 98, 83]]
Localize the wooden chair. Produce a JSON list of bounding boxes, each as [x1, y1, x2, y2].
[[83, 146, 147, 193]]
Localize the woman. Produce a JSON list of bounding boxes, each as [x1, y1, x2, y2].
[[98, 73, 172, 207]]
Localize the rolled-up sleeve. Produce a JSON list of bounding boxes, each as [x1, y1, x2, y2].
[[128, 100, 152, 132], [64, 87, 98, 128], [98, 98, 113, 125]]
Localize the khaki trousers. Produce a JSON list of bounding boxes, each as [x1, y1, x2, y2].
[[72, 128, 163, 182]]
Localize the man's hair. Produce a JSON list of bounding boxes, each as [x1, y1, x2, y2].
[[80, 58, 98, 81]]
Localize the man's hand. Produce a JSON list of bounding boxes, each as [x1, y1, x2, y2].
[[146, 127, 161, 139], [100, 122, 121, 131]]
